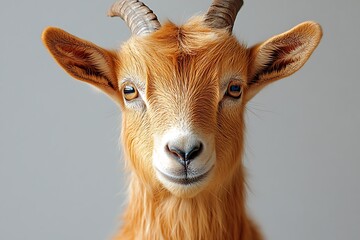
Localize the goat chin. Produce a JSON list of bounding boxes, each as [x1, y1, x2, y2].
[[155, 165, 215, 198]]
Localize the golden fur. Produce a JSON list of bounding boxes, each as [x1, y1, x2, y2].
[[42, 14, 322, 240]]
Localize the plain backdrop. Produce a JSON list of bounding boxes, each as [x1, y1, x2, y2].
[[1, 0, 359, 239]]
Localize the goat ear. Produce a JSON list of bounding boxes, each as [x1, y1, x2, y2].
[[245, 21, 322, 101], [42, 27, 121, 102]]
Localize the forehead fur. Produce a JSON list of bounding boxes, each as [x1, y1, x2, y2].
[[119, 17, 248, 85]]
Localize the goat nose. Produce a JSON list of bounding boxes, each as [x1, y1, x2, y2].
[[166, 141, 203, 165]]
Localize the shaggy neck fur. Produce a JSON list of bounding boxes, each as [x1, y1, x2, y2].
[[116, 163, 262, 240]]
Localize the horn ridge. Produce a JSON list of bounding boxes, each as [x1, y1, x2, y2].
[[108, 0, 161, 36], [204, 0, 244, 33]]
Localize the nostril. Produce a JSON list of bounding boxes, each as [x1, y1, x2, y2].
[[165, 141, 203, 165], [166, 145, 186, 162], [186, 142, 203, 162]]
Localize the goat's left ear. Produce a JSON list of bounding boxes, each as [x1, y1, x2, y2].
[[42, 27, 121, 103], [245, 21, 322, 101]]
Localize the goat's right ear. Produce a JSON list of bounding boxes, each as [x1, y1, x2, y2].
[[42, 27, 121, 102]]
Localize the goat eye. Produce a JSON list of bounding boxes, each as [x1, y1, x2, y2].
[[123, 84, 138, 101], [226, 81, 242, 98]]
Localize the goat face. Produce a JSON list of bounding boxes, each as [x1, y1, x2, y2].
[[42, 2, 321, 198], [117, 21, 249, 197]]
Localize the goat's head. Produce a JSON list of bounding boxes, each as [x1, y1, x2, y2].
[[42, 0, 322, 198]]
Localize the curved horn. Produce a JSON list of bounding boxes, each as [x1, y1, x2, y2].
[[108, 0, 161, 36], [204, 0, 244, 33]]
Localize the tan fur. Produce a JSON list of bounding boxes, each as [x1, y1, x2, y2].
[[42, 12, 322, 240]]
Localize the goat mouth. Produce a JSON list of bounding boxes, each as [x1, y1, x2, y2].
[[156, 167, 212, 185]]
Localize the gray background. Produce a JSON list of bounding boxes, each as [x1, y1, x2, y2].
[[1, 0, 359, 239]]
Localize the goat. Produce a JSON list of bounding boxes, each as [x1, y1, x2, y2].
[[42, 0, 322, 239]]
